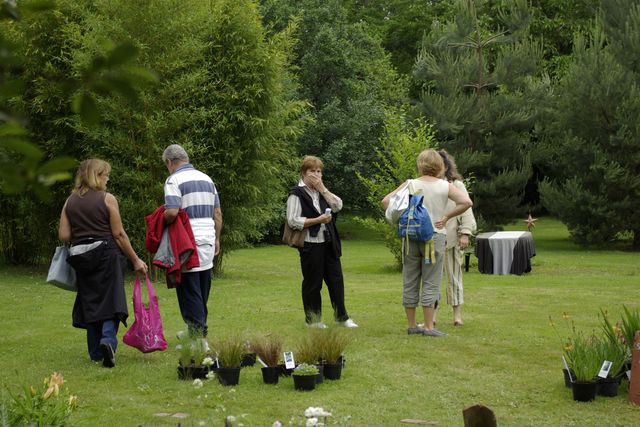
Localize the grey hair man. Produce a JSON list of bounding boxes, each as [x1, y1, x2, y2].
[[162, 144, 222, 337]]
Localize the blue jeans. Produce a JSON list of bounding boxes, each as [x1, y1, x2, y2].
[[87, 319, 118, 361], [176, 269, 212, 337]]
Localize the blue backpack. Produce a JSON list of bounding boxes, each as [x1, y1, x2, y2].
[[397, 190, 435, 264], [397, 194, 434, 242]]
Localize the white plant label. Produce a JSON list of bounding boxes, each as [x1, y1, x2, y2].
[[284, 351, 295, 369], [562, 356, 573, 382], [256, 356, 267, 368], [598, 360, 612, 379]]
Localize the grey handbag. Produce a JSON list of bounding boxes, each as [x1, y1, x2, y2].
[[46, 245, 78, 291]]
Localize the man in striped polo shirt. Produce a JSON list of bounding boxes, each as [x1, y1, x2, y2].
[[162, 144, 222, 338]]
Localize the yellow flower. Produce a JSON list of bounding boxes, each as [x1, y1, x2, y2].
[[562, 312, 570, 320], [68, 395, 78, 409], [30, 386, 37, 397], [564, 343, 573, 353], [43, 372, 65, 400]]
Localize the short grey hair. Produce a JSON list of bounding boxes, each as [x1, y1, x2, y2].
[[162, 144, 189, 163]]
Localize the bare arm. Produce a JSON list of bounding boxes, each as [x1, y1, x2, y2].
[[214, 207, 222, 256], [381, 180, 410, 209], [58, 200, 71, 242], [105, 193, 148, 274], [434, 183, 473, 229], [163, 207, 179, 224]]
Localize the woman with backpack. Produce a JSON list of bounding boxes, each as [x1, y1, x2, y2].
[[382, 149, 472, 337]]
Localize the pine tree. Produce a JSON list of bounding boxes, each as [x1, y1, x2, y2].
[[413, 0, 545, 228], [538, 0, 640, 248]]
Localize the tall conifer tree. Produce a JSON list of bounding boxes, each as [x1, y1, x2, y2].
[[539, 0, 640, 248], [413, 0, 545, 228]]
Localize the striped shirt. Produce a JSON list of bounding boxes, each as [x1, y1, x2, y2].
[[164, 163, 219, 271]]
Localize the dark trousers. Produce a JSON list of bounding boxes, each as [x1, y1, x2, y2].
[[87, 318, 118, 361], [176, 269, 212, 337], [299, 242, 349, 323]]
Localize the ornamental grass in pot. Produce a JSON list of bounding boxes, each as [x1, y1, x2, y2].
[[252, 334, 283, 384], [213, 337, 245, 386], [598, 310, 631, 396], [315, 326, 351, 380], [616, 305, 640, 372], [566, 332, 601, 402]]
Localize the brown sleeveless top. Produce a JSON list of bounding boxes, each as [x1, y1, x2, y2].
[[65, 189, 112, 244]]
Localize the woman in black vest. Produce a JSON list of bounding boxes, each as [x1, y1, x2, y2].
[[286, 156, 358, 328]]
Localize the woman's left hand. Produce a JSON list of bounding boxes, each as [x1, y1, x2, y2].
[[133, 258, 148, 275], [434, 216, 448, 229]]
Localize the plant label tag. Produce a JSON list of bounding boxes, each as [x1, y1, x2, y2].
[[627, 369, 631, 380], [598, 360, 612, 378], [214, 357, 219, 369], [256, 356, 267, 368], [283, 351, 295, 369], [562, 356, 573, 382]]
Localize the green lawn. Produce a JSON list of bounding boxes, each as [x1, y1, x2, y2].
[[1, 217, 638, 426]]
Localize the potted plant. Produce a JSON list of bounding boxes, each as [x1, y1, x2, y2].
[[316, 327, 350, 380], [550, 313, 576, 388], [594, 336, 627, 397], [252, 334, 283, 385], [296, 333, 324, 384], [618, 305, 640, 372], [176, 330, 210, 380], [292, 363, 319, 391], [214, 337, 245, 386], [599, 310, 631, 396], [566, 332, 601, 402], [240, 339, 257, 367]]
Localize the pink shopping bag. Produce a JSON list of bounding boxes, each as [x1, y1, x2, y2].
[[123, 274, 168, 353]]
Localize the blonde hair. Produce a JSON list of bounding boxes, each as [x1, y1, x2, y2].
[[73, 159, 111, 195], [300, 155, 324, 176], [416, 149, 444, 177]]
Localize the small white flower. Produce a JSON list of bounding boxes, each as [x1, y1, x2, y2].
[[202, 357, 214, 367], [176, 330, 187, 340], [198, 422, 206, 426], [206, 371, 216, 379], [306, 417, 318, 427], [304, 407, 332, 418], [227, 415, 237, 423], [192, 379, 203, 388], [175, 344, 183, 351], [272, 421, 283, 427]]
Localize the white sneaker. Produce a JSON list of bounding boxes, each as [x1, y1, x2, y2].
[[308, 322, 328, 329], [341, 318, 359, 328]]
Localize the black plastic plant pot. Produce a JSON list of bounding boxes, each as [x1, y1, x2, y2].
[[261, 366, 280, 384], [597, 377, 620, 397], [217, 367, 241, 386], [323, 363, 342, 380], [293, 374, 316, 391], [571, 380, 597, 402]]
